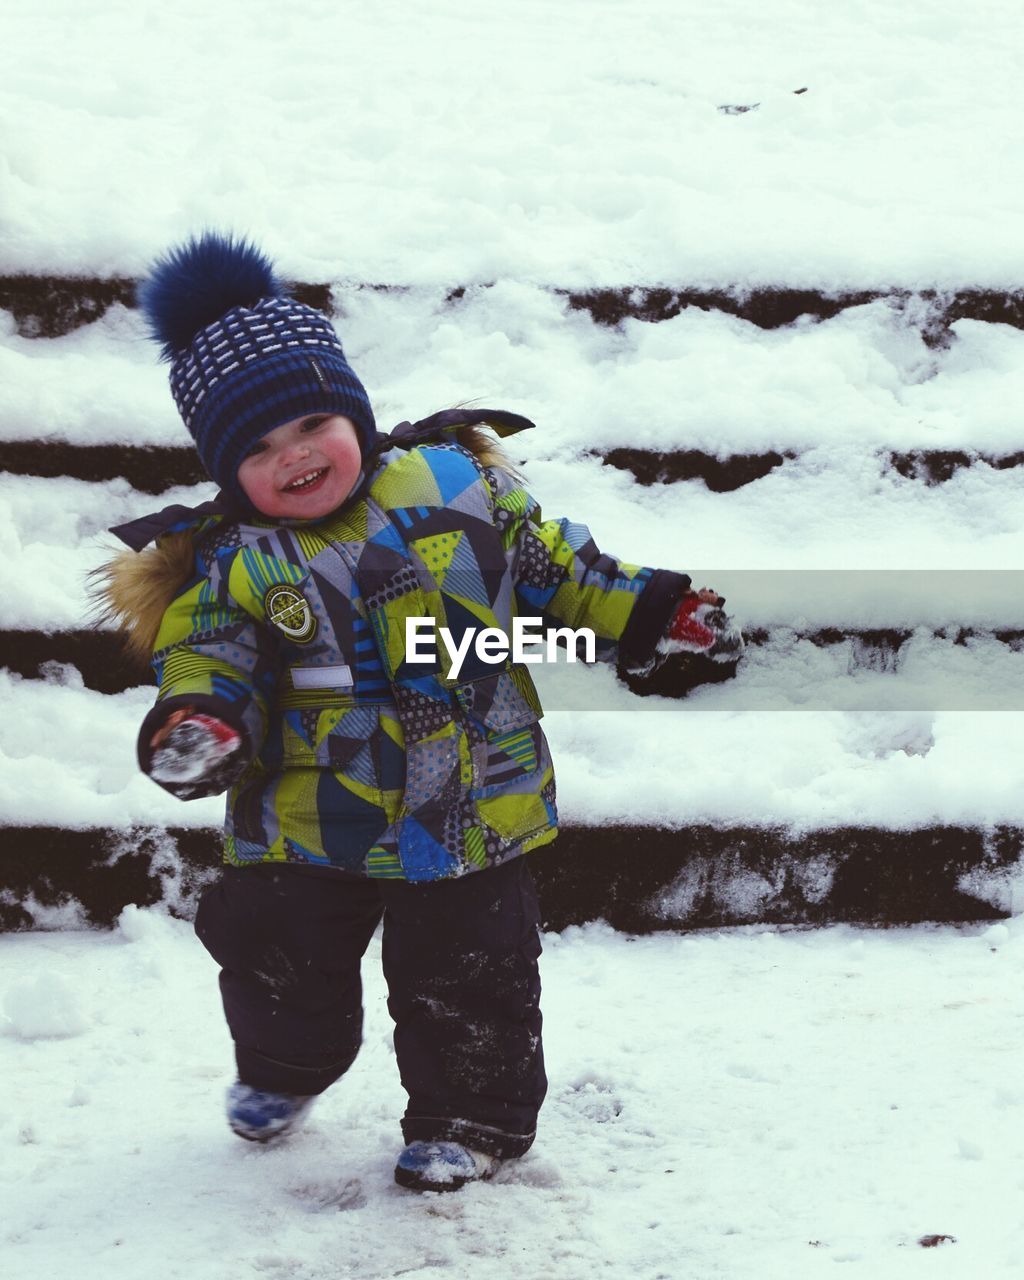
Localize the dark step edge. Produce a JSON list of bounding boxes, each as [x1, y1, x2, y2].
[[0, 441, 209, 492], [5, 628, 1022, 698], [0, 823, 1017, 933], [0, 276, 334, 340], [603, 448, 1024, 490], [5, 440, 1023, 496], [5, 275, 1024, 340]]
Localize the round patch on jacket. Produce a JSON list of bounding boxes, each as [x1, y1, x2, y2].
[[264, 584, 318, 643]]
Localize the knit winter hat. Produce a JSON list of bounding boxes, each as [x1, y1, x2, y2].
[[138, 232, 376, 504]]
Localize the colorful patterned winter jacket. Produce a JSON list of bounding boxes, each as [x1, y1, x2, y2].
[[115, 412, 691, 881]]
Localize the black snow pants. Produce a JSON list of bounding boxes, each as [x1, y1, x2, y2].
[[194, 855, 546, 1158]]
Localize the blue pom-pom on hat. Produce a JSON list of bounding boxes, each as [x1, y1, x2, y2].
[[139, 232, 284, 360], [138, 231, 376, 506]]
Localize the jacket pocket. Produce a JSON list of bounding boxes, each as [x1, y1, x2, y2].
[[459, 670, 545, 794], [460, 670, 553, 843], [456, 667, 542, 734], [473, 764, 553, 843], [276, 702, 402, 856], [281, 703, 401, 805]]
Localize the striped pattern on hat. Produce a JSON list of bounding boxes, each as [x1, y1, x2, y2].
[[140, 233, 376, 505], [171, 296, 376, 499]]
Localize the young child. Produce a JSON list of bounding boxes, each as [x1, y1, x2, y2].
[[99, 233, 741, 1193]]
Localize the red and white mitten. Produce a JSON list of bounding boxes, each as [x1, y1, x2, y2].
[[150, 713, 243, 794], [658, 594, 745, 664]]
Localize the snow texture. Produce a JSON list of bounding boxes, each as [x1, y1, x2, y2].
[[7, 297, 1024, 459], [3, 0, 1024, 291], [2, 912, 1024, 1278], [3, 667, 1024, 830]]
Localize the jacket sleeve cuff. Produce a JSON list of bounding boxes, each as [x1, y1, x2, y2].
[[137, 693, 253, 777], [617, 569, 692, 671]]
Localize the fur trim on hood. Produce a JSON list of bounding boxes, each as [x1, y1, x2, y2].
[[90, 530, 198, 667]]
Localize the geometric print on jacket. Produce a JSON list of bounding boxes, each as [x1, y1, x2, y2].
[[140, 438, 691, 881]]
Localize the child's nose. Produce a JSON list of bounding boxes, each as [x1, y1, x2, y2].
[[280, 439, 312, 463]]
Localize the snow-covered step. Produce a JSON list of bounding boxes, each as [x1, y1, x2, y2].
[[7, 662, 1018, 930], [8, 440, 1024, 497], [6, 274, 1024, 341], [6, 293, 1024, 461], [565, 286, 1024, 335], [0, 436, 792, 497], [601, 446, 1024, 491], [3, 672, 1022, 827], [4, 468, 1022, 635], [0, 442, 208, 494], [4, 628, 1024, 703]]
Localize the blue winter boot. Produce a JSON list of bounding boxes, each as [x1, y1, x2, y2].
[[394, 1141, 500, 1192], [226, 1081, 315, 1143]]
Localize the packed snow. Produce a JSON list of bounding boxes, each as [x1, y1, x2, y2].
[[2, 910, 1023, 1279]]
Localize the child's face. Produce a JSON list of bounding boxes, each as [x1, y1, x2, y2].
[[237, 414, 363, 519]]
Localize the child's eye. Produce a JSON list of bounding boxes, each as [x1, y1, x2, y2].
[[300, 416, 328, 433], [245, 441, 268, 459]]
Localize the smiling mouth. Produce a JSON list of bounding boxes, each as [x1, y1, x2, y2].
[[283, 467, 329, 493]]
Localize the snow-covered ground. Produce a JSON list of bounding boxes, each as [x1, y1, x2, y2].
[[4, 0, 1024, 290], [3, 910, 1022, 1280]]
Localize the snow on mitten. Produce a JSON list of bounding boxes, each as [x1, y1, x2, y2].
[[658, 594, 745, 664], [149, 713, 243, 797]]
